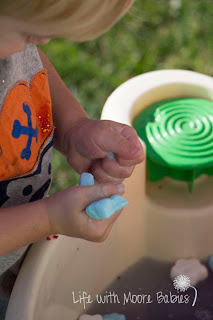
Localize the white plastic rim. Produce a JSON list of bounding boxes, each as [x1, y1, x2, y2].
[[101, 69, 213, 126]]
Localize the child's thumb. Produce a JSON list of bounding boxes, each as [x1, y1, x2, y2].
[[79, 182, 125, 209]]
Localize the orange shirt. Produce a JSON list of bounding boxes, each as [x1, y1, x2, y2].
[[0, 50, 55, 208]]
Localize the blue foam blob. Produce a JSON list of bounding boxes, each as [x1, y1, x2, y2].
[[106, 152, 115, 160], [78, 173, 128, 220], [78, 172, 94, 186], [110, 195, 128, 212], [86, 198, 113, 219], [86, 195, 128, 220], [103, 314, 126, 320]]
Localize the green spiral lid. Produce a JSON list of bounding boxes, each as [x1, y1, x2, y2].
[[133, 97, 213, 192]]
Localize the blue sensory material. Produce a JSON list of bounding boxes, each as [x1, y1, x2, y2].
[[86, 195, 128, 219], [78, 173, 128, 220], [78, 172, 94, 186], [106, 152, 115, 160], [103, 314, 126, 320], [110, 195, 128, 212]]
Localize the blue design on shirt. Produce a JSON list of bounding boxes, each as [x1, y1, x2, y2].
[[12, 103, 38, 160]]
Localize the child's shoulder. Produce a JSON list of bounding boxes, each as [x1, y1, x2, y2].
[[0, 44, 54, 208], [0, 44, 42, 107]]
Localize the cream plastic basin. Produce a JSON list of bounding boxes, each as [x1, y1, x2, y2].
[[6, 161, 145, 320], [6, 69, 213, 319]]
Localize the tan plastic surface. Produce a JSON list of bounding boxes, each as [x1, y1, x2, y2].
[[6, 161, 146, 320], [6, 69, 213, 319], [145, 175, 213, 261]]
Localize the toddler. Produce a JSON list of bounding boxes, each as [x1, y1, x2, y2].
[[0, 0, 143, 318]]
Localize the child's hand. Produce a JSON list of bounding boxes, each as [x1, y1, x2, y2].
[[46, 181, 125, 242], [65, 118, 144, 183]]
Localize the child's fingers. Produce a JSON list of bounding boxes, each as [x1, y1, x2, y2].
[[90, 158, 135, 183], [118, 122, 142, 150], [68, 151, 91, 174], [99, 209, 123, 240], [78, 182, 125, 209], [107, 207, 123, 225], [91, 159, 124, 183], [115, 152, 144, 167], [110, 122, 145, 165], [97, 121, 143, 160], [85, 208, 123, 243]]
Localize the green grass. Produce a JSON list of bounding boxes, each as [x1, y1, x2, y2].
[[40, 0, 213, 194]]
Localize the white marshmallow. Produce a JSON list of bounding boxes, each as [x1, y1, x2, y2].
[[170, 258, 208, 287], [79, 315, 103, 320]]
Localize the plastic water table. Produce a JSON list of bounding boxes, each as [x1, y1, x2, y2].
[[6, 69, 213, 319]]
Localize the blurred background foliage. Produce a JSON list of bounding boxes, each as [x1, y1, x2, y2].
[[40, 0, 213, 194]]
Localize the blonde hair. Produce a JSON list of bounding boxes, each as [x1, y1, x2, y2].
[[0, 0, 135, 41]]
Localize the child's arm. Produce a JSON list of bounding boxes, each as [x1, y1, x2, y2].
[[0, 197, 50, 255], [0, 181, 124, 256], [38, 49, 144, 182], [38, 49, 89, 156]]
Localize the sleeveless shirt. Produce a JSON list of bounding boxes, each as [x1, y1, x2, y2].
[[0, 44, 54, 276]]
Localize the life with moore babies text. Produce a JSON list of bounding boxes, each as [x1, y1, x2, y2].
[[72, 291, 190, 309]]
